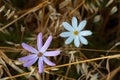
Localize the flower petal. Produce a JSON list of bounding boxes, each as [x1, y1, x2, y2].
[[37, 33, 43, 51], [74, 36, 80, 47], [62, 22, 74, 31], [23, 57, 38, 67], [43, 56, 55, 66], [60, 32, 72, 37], [79, 36, 88, 45], [78, 20, 87, 31], [21, 43, 38, 53], [79, 30, 92, 36], [44, 50, 60, 56], [38, 57, 44, 73], [40, 36, 52, 53], [18, 54, 37, 62], [72, 17, 78, 29], [65, 36, 74, 44]]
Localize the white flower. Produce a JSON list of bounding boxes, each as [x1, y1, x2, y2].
[[60, 17, 92, 47]]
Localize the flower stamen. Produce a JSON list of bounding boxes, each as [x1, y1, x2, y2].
[[37, 52, 42, 57], [73, 31, 78, 35]]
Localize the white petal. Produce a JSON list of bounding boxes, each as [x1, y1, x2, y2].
[[74, 36, 80, 47], [79, 30, 92, 36], [79, 36, 88, 45], [62, 22, 74, 31], [60, 32, 72, 37], [78, 20, 87, 31], [72, 17, 78, 29], [65, 36, 74, 44]]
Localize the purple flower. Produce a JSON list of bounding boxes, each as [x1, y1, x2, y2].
[[18, 33, 60, 73]]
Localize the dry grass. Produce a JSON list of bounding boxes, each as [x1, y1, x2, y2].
[[0, 0, 120, 80]]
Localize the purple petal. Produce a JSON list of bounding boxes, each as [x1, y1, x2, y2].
[[38, 57, 44, 73], [37, 33, 43, 51], [72, 17, 78, 29], [22, 43, 38, 53], [44, 50, 60, 56], [43, 56, 55, 66], [18, 54, 37, 62], [23, 57, 38, 67], [40, 36, 52, 53]]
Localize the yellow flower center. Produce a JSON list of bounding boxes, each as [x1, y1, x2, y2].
[[73, 31, 78, 35], [37, 52, 42, 57]]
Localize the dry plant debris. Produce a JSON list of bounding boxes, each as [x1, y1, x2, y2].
[[0, 0, 120, 80]]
